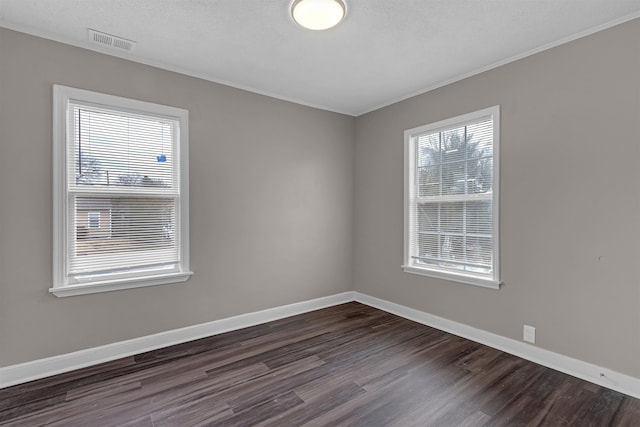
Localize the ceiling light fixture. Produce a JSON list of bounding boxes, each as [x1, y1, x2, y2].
[[291, 0, 346, 31]]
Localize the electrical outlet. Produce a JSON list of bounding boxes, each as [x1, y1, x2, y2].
[[523, 325, 536, 344]]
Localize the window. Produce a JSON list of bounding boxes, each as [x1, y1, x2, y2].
[[87, 211, 100, 229], [52, 85, 192, 297], [403, 106, 500, 289]]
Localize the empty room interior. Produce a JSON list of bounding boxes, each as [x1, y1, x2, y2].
[[2, 0, 640, 425]]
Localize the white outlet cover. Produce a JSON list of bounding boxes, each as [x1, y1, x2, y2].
[[523, 325, 536, 344]]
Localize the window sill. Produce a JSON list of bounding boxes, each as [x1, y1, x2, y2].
[[49, 271, 193, 297], [401, 265, 501, 290]]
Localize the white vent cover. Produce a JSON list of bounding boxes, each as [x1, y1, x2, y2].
[[88, 29, 136, 52]]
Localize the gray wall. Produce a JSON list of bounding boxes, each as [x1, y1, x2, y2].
[[354, 19, 640, 378], [0, 28, 355, 366]]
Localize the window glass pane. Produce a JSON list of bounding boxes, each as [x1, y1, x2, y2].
[[72, 107, 175, 190], [465, 235, 493, 272], [467, 120, 493, 159], [417, 233, 439, 262], [467, 158, 492, 194], [72, 196, 177, 271], [417, 164, 440, 197], [417, 203, 438, 232], [417, 133, 440, 164], [440, 234, 463, 263], [109, 198, 175, 248], [466, 201, 492, 235], [441, 160, 466, 195], [440, 202, 463, 233], [417, 133, 440, 197], [441, 127, 466, 164]]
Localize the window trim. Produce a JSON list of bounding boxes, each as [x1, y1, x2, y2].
[[51, 85, 192, 297], [402, 105, 501, 290]]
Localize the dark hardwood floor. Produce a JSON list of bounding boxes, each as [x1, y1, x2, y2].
[[1, 302, 639, 426]]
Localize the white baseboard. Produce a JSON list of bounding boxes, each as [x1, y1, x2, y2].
[[0, 291, 355, 389], [354, 292, 640, 400], [3, 290, 639, 401]]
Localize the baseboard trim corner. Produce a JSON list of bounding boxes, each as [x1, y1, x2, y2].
[[0, 291, 355, 389], [354, 292, 640, 400]]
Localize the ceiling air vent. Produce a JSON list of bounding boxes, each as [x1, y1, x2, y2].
[[88, 29, 136, 52]]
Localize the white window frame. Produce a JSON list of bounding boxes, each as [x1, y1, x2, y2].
[[52, 85, 192, 297], [402, 106, 501, 289]]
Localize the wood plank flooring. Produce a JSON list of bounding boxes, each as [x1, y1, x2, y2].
[[1, 302, 639, 426]]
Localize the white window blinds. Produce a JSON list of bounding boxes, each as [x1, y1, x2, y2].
[[67, 102, 180, 281], [404, 106, 500, 288], [52, 85, 191, 297]]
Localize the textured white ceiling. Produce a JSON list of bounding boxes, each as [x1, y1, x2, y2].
[[1, 0, 640, 116]]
